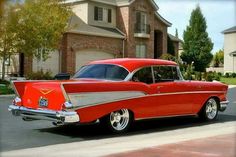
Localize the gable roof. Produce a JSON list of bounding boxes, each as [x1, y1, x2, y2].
[[67, 14, 125, 39], [168, 34, 182, 42], [222, 26, 236, 34], [155, 12, 172, 27], [64, 0, 159, 9]]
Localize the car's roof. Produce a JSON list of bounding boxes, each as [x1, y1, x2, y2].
[[89, 58, 177, 72]]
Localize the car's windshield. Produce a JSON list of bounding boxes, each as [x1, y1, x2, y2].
[[73, 64, 129, 81]]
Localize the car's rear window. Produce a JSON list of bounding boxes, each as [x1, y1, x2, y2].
[[73, 64, 129, 81]]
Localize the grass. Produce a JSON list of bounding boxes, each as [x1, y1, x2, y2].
[[220, 77, 236, 85]]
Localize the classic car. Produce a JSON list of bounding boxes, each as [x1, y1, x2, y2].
[[8, 58, 229, 133]]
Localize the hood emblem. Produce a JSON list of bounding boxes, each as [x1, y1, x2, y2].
[[40, 89, 54, 95]]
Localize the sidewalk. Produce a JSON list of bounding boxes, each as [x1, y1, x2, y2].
[[106, 133, 236, 157]]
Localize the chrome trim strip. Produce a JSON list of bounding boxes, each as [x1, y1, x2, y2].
[[8, 105, 80, 123], [60, 83, 70, 102], [149, 91, 226, 96], [72, 90, 225, 110], [135, 114, 197, 121], [11, 81, 19, 97], [68, 91, 146, 109]]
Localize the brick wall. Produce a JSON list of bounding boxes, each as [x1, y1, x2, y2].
[[61, 33, 123, 74], [117, 0, 168, 58]]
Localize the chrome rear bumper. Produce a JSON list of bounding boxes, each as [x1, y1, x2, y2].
[[8, 105, 80, 123], [219, 100, 229, 112]]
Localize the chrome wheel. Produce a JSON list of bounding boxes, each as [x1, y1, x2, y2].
[[109, 109, 130, 131], [205, 98, 218, 120]]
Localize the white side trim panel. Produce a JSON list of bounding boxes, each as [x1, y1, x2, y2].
[[68, 91, 146, 108]]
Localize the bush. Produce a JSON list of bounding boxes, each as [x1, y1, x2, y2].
[[232, 73, 236, 78], [0, 79, 14, 95], [26, 70, 53, 80], [160, 53, 176, 61], [205, 72, 214, 81], [224, 73, 230, 78], [0, 79, 10, 85], [205, 72, 220, 82], [217, 72, 222, 77]]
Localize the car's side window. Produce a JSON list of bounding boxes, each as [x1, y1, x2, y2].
[[132, 67, 153, 84], [153, 66, 179, 82]]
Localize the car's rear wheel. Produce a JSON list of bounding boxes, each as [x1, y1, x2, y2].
[[199, 98, 219, 121], [102, 109, 132, 133]]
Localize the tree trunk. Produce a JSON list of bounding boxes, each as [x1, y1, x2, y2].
[[1, 52, 6, 80], [19, 53, 25, 77]]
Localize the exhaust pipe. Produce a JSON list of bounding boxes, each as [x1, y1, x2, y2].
[[22, 117, 38, 121], [52, 121, 64, 126]]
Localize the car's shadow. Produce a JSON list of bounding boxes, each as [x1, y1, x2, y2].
[[37, 114, 236, 140]]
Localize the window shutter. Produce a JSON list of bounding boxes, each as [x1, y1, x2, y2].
[[94, 6, 98, 20], [108, 9, 112, 23]]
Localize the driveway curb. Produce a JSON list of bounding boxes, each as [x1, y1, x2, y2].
[[0, 94, 15, 98]]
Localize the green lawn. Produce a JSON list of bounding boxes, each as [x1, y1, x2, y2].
[[220, 77, 236, 85]]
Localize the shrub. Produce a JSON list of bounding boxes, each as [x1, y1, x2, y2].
[[160, 53, 176, 61], [0, 79, 10, 85], [217, 72, 222, 77], [0, 80, 14, 95], [205, 72, 220, 82], [26, 70, 53, 80], [232, 73, 236, 78], [224, 73, 230, 78], [205, 72, 214, 81]]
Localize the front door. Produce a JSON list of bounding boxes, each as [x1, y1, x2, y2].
[[150, 66, 193, 116]]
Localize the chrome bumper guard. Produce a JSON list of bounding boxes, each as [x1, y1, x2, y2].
[[8, 105, 80, 123], [219, 100, 229, 112]]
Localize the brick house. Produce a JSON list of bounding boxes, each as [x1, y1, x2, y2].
[[25, 0, 175, 76]]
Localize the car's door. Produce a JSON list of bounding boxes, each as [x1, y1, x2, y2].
[[149, 65, 193, 116]]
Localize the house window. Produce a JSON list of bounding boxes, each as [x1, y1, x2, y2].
[[136, 44, 147, 58], [94, 6, 112, 23], [136, 11, 148, 33], [94, 6, 103, 21], [108, 9, 112, 23]]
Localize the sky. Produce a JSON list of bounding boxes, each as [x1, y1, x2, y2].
[[156, 0, 236, 53]]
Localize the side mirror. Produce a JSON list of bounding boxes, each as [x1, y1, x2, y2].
[[54, 73, 70, 80]]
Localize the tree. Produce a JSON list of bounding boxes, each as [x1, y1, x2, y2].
[[181, 5, 213, 78], [0, 0, 71, 79], [175, 28, 179, 38], [0, 4, 19, 80], [0, 0, 5, 17], [16, 0, 71, 61], [213, 49, 224, 67]]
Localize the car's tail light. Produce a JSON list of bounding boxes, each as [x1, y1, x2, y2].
[[13, 97, 22, 106], [62, 101, 73, 110]]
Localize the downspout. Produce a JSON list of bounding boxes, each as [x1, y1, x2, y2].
[[122, 38, 125, 58]]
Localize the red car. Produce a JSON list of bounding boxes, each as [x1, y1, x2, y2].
[[8, 58, 229, 133]]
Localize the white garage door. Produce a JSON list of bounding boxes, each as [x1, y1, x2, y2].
[[32, 50, 60, 76], [75, 50, 115, 72]]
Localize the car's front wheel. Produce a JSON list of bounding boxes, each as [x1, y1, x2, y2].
[[102, 109, 132, 133], [199, 98, 219, 121]]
